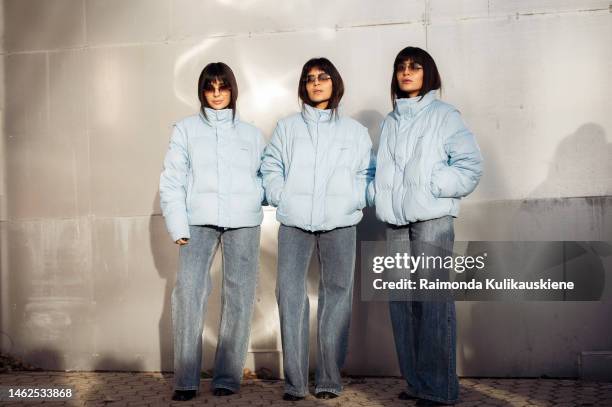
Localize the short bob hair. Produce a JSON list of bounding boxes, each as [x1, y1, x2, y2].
[[298, 57, 344, 117], [391, 47, 441, 108], [197, 62, 238, 120]]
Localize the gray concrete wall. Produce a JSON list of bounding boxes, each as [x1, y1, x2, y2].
[[1, 0, 611, 377]]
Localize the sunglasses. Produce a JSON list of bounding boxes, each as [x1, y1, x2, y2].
[[302, 73, 332, 84], [396, 62, 423, 73], [203, 82, 231, 93]]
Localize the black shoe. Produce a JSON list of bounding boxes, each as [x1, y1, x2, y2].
[[416, 399, 449, 406], [316, 391, 338, 399], [283, 393, 305, 401], [398, 391, 418, 400], [172, 390, 196, 401], [213, 388, 235, 396]]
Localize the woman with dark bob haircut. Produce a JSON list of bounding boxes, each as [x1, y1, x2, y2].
[[374, 47, 483, 405], [261, 58, 375, 401], [160, 62, 266, 402]]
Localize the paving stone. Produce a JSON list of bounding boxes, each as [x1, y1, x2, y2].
[[1, 374, 612, 406]]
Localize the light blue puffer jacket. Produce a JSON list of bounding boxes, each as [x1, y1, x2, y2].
[[374, 90, 483, 225], [261, 104, 375, 232], [159, 108, 265, 241]]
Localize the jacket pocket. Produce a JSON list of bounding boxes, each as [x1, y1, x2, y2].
[[429, 161, 446, 198]]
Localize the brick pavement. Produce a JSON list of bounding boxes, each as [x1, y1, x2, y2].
[[0, 372, 611, 406]]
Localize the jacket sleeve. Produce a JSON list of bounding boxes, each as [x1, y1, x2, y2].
[[368, 118, 395, 206], [430, 110, 483, 199], [355, 128, 376, 208], [159, 124, 191, 242], [260, 122, 286, 207], [255, 130, 268, 206]]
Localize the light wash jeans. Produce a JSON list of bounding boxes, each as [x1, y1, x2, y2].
[[172, 225, 260, 392], [386, 216, 459, 405], [276, 224, 356, 397]]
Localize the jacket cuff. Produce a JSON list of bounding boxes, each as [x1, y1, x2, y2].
[[430, 162, 448, 198], [165, 212, 190, 242]]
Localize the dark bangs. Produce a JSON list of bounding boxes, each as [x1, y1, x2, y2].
[[197, 62, 238, 120], [298, 57, 344, 117], [391, 47, 441, 108]]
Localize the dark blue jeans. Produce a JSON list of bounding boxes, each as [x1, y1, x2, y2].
[[386, 216, 458, 405]]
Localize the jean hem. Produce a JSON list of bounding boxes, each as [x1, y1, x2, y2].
[[211, 383, 240, 393], [174, 385, 199, 391], [314, 386, 342, 396]]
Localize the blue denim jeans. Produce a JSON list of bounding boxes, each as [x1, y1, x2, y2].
[[172, 225, 260, 392], [386, 216, 459, 405], [276, 224, 356, 397]]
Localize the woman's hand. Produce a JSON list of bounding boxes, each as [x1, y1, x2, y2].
[[175, 238, 189, 245]]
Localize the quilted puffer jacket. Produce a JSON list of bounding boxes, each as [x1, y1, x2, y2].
[[374, 90, 483, 225], [261, 104, 375, 232], [159, 108, 265, 241]]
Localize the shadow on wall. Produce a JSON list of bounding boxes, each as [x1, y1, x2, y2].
[[513, 123, 612, 240], [249, 215, 281, 378], [512, 122, 611, 301], [459, 123, 612, 378], [526, 123, 612, 203], [346, 206, 399, 376], [149, 193, 175, 380], [345, 109, 402, 375]]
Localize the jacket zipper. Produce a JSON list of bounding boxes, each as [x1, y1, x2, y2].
[[400, 116, 418, 224], [311, 121, 319, 228]]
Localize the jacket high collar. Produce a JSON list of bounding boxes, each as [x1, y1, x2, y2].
[[393, 90, 437, 119], [200, 107, 235, 128], [301, 103, 334, 123]]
